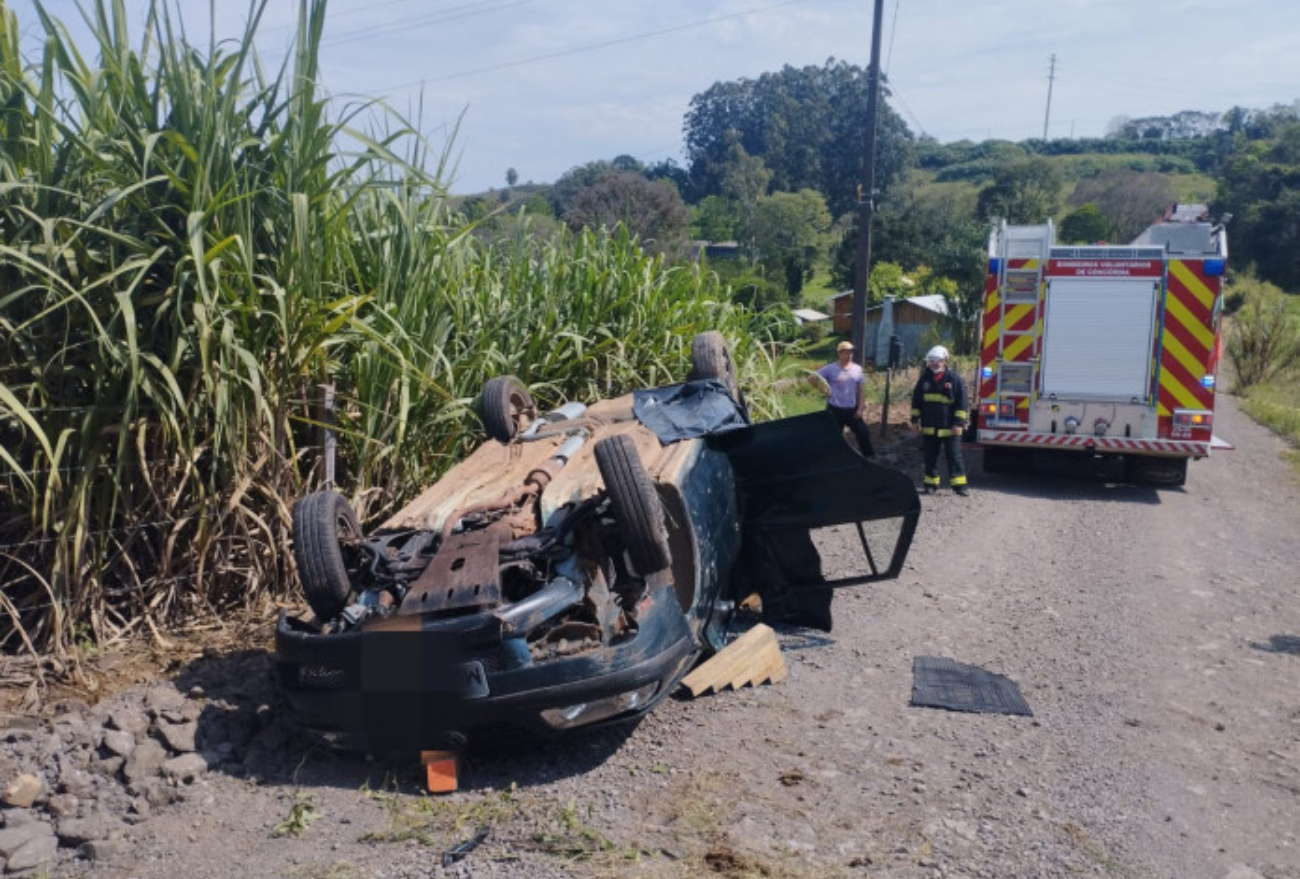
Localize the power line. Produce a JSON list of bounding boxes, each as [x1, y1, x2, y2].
[[264, 0, 521, 36], [360, 0, 821, 96], [887, 83, 928, 140], [884, 0, 901, 76], [315, 0, 537, 51], [878, 0, 927, 140]]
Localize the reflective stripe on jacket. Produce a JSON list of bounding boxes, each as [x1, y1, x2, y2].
[[910, 367, 968, 435]]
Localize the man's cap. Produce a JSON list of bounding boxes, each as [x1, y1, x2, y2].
[[836, 341, 854, 352]]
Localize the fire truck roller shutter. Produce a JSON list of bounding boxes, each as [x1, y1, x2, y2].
[[1040, 277, 1159, 402]]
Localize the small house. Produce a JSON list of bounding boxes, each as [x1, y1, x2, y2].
[[792, 308, 831, 326], [828, 292, 956, 365]]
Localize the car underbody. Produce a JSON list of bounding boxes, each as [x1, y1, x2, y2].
[[276, 335, 921, 751]]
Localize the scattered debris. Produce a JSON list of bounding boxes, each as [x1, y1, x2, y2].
[[441, 824, 490, 867], [778, 769, 806, 787], [1251, 634, 1300, 655]]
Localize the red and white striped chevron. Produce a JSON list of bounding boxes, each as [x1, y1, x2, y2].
[[979, 431, 1209, 456]]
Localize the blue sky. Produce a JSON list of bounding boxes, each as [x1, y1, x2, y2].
[[7, 0, 1300, 194]]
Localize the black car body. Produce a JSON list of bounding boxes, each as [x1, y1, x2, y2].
[[276, 337, 920, 751]]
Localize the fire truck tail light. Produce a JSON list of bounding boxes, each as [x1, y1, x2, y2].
[[1173, 409, 1212, 428], [981, 400, 1016, 419]]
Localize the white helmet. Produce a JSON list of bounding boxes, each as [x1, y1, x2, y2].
[[925, 345, 949, 361]]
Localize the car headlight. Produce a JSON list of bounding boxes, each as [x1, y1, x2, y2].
[[539, 682, 659, 730]]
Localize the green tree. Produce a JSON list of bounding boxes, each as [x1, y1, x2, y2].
[[837, 180, 985, 302], [709, 259, 786, 311], [976, 156, 1064, 224], [1067, 170, 1173, 241], [549, 159, 624, 217], [1058, 203, 1113, 243], [563, 172, 690, 254], [645, 158, 692, 197], [691, 195, 738, 242], [867, 261, 907, 306], [506, 167, 518, 186], [683, 58, 915, 217], [751, 189, 833, 301], [719, 142, 773, 260], [524, 192, 555, 218], [1218, 121, 1300, 291]]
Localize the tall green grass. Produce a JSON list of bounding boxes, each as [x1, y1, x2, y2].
[[0, 0, 780, 655]]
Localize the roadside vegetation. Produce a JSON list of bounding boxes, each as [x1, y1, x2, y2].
[[1226, 276, 1300, 471], [3, 0, 1300, 659], [0, 0, 785, 656]]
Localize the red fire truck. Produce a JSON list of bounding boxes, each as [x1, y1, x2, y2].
[[974, 204, 1232, 485]]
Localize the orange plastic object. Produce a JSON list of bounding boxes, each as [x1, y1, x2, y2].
[[421, 750, 459, 793]]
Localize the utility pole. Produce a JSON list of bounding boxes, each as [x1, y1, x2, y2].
[[1042, 53, 1057, 140], [850, 0, 886, 357]]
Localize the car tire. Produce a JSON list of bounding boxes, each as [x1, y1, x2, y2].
[[292, 490, 362, 621], [594, 434, 672, 576], [481, 375, 536, 442], [688, 331, 740, 400]]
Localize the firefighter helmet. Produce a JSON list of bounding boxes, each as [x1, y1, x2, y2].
[[925, 345, 949, 362]]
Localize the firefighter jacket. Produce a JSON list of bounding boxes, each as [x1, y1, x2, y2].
[[910, 367, 968, 437]]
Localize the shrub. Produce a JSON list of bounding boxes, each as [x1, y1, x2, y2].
[[1226, 277, 1300, 390]]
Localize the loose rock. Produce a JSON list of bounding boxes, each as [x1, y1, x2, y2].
[[157, 721, 198, 754], [101, 729, 137, 759], [56, 814, 120, 846], [122, 739, 167, 785], [1, 774, 43, 809], [162, 753, 208, 784]]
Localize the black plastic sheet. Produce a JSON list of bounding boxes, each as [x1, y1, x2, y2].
[[632, 379, 749, 443]]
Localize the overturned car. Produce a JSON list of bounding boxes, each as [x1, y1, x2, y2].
[[276, 333, 920, 751]]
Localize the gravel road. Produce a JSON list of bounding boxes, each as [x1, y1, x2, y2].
[[4, 394, 1298, 879]]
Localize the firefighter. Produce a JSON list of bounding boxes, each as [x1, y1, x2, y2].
[[910, 345, 969, 495]]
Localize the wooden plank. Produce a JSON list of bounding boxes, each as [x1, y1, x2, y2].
[[680, 623, 786, 697]]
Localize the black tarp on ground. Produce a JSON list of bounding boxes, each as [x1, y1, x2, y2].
[[910, 656, 1032, 716]]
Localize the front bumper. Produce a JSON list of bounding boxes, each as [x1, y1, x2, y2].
[[275, 584, 699, 750]]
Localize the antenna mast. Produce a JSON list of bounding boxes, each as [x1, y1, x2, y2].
[[1043, 54, 1057, 140]]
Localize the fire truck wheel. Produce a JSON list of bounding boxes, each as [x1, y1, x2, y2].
[[481, 375, 537, 443], [594, 434, 672, 577], [1126, 456, 1188, 487], [292, 490, 361, 622], [981, 446, 1025, 475]]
